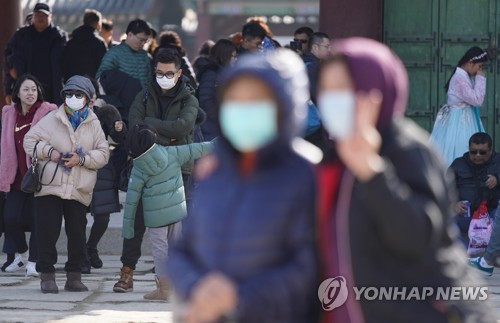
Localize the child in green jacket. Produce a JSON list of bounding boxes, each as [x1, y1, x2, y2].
[[122, 122, 214, 300]]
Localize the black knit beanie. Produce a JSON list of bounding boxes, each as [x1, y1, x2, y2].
[[126, 123, 157, 158]]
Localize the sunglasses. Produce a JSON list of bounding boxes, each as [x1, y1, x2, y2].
[[293, 39, 308, 44], [469, 150, 490, 155], [64, 92, 85, 99]]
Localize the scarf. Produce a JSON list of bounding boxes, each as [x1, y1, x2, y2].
[[64, 104, 89, 130]]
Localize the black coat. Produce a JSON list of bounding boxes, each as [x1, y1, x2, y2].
[[10, 23, 67, 105], [196, 63, 219, 140], [61, 25, 107, 81], [323, 119, 492, 323], [89, 105, 128, 215], [99, 69, 143, 125], [449, 152, 500, 213]]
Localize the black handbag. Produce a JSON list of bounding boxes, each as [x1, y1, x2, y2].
[[21, 142, 41, 193], [21, 142, 59, 193]]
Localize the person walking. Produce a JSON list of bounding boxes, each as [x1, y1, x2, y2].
[[430, 47, 488, 166], [61, 9, 107, 82], [316, 37, 492, 323], [9, 3, 67, 105], [122, 123, 214, 300], [95, 19, 151, 124], [83, 104, 127, 273], [0, 74, 57, 276], [167, 49, 319, 322], [112, 49, 199, 293], [196, 39, 236, 140], [23, 75, 109, 293]]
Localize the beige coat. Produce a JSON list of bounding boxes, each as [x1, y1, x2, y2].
[[23, 106, 109, 206]]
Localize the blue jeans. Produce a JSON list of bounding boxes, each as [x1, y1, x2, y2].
[[484, 207, 500, 264]]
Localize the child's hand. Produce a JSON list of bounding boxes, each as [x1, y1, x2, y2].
[[194, 154, 218, 181], [114, 121, 123, 132]]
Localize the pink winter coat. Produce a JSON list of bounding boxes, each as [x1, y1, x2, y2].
[[0, 102, 57, 192]]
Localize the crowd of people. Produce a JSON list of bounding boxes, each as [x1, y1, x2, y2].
[[0, 2, 497, 322]]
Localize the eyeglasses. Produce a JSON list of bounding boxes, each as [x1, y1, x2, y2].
[[293, 39, 308, 44], [469, 150, 490, 155], [134, 34, 151, 45], [155, 70, 178, 79], [64, 91, 85, 99]]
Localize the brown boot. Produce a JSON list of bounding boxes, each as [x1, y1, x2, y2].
[[113, 266, 133, 292], [64, 272, 89, 292], [41, 272, 58, 294], [143, 275, 169, 301]]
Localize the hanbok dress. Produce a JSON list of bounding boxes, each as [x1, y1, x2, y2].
[[430, 67, 486, 166]]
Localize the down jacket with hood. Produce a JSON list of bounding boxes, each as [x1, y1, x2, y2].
[[167, 50, 320, 323], [317, 38, 493, 323], [122, 141, 214, 239], [0, 101, 57, 192], [23, 105, 109, 206]]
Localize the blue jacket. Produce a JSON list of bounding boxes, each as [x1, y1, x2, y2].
[[167, 51, 319, 323], [122, 141, 213, 239]]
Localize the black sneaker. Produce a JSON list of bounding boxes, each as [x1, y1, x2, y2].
[[87, 247, 103, 269]]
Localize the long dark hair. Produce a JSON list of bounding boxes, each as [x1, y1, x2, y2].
[[210, 39, 236, 67], [11, 74, 45, 104], [444, 46, 488, 92]]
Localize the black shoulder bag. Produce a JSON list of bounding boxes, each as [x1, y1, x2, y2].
[[21, 142, 59, 193]]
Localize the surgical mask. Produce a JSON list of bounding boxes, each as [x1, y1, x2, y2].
[[156, 76, 176, 90], [318, 91, 356, 139], [65, 95, 86, 111], [219, 101, 277, 152]]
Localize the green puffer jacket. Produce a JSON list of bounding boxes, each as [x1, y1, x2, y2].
[[122, 141, 214, 239]]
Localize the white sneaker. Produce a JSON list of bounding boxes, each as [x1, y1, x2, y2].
[[25, 261, 39, 277], [5, 253, 27, 272]]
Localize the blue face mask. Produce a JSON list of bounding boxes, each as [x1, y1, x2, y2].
[[219, 101, 278, 152]]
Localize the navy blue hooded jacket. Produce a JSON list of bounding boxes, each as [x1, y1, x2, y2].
[[167, 50, 320, 323]]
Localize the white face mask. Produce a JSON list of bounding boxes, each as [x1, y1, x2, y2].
[[318, 91, 356, 139], [156, 76, 176, 90], [65, 95, 86, 111]]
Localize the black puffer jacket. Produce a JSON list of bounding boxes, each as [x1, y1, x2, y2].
[[61, 24, 107, 81], [196, 63, 219, 140], [449, 152, 500, 212], [89, 105, 128, 215], [10, 23, 67, 105]]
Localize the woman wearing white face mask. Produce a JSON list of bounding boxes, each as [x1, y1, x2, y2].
[[167, 50, 320, 323], [315, 38, 492, 323], [23, 75, 109, 294]]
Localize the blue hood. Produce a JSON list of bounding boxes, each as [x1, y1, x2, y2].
[[219, 49, 309, 144]]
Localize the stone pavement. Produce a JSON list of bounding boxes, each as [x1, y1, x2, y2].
[[1, 255, 500, 322], [0, 255, 173, 323], [2, 188, 500, 322]]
